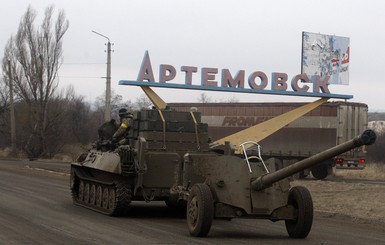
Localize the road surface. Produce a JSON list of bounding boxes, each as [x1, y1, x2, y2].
[[0, 159, 384, 244]]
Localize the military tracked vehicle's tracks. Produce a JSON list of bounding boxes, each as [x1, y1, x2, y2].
[[72, 177, 132, 216]]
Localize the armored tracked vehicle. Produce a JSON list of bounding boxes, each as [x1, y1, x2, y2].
[[70, 93, 376, 238]]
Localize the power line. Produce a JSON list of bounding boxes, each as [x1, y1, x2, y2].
[[62, 62, 106, 65], [58, 76, 104, 79]]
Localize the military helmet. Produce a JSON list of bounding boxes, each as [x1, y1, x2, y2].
[[118, 108, 133, 118], [118, 108, 128, 118]]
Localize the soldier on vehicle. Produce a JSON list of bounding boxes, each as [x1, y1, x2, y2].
[[112, 108, 133, 145]]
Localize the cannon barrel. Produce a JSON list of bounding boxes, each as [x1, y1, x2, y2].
[[252, 129, 376, 191]]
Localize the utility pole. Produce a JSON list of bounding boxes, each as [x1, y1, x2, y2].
[[8, 59, 16, 156], [92, 30, 112, 122]]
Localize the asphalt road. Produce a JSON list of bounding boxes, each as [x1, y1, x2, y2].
[[1, 159, 384, 245]]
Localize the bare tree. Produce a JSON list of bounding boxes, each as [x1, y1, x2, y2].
[[0, 77, 10, 146], [220, 96, 239, 103], [1, 5, 69, 157], [197, 92, 212, 103], [136, 94, 153, 109], [95, 89, 135, 122], [0, 77, 9, 114]]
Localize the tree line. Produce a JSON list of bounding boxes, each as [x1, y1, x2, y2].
[[0, 84, 150, 159], [0, 5, 152, 159]]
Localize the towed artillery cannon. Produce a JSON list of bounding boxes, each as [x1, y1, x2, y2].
[[70, 104, 376, 238], [184, 129, 375, 237]]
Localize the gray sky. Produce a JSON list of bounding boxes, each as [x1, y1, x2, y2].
[[1, 0, 384, 111]]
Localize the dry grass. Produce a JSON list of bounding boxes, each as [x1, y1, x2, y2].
[[0, 144, 90, 162], [293, 179, 385, 223], [0, 148, 12, 158], [293, 162, 385, 224], [335, 162, 385, 180], [292, 163, 385, 226], [55, 144, 91, 162]]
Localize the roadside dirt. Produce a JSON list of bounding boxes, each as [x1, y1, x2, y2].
[[292, 163, 385, 225]]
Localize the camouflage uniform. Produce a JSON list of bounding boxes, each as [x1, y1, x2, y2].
[[112, 117, 131, 145]]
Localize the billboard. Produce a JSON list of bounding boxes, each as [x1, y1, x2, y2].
[[302, 32, 350, 85]]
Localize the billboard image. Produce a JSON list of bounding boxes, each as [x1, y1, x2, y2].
[[302, 32, 350, 85]]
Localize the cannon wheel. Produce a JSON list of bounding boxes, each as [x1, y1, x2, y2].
[[187, 183, 214, 237], [285, 186, 313, 238], [311, 161, 332, 179]]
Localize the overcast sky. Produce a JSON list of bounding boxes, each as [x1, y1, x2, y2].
[[1, 0, 384, 111]]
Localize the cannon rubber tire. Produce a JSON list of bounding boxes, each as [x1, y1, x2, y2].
[[285, 186, 313, 238], [187, 183, 214, 237], [311, 163, 330, 179]]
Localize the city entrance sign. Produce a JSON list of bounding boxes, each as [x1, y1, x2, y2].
[[119, 51, 352, 99]]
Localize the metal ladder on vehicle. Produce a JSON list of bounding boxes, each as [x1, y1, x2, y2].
[[240, 141, 270, 174]]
